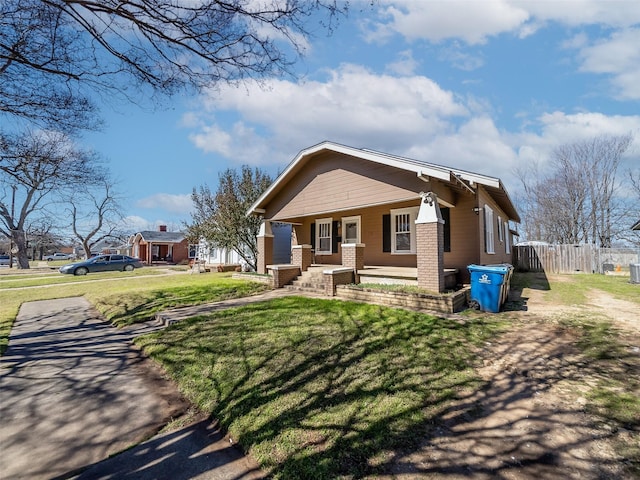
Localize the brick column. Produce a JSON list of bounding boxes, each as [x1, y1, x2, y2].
[[291, 244, 313, 271], [341, 243, 364, 283], [416, 192, 445, 293], [256, 221, 273, 274]]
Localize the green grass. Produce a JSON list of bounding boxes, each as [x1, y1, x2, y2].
[[0, 267, 160, 288], [135, 297, 506, 479], [94, 275, 272, 326], [0, 272, 270, 355], [546, 273, 639, 306], [352, 283, 442, 295]]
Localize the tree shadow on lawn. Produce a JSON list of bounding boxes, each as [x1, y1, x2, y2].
[[98, 282, 270, 326], [138, 296, 638, 479]]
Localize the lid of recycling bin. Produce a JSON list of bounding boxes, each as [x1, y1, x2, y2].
[[467, 264, 511, 274]]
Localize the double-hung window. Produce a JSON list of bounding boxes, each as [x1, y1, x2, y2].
[[391, 207, 418, 254], [504, 222, 511, 254], [484, 205, 495, 254], [316, 218, 332, 255]]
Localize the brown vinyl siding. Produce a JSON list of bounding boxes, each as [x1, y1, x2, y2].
[[443, 194, 480, 283], [292, 200, 421, 267], [478, 187, 512, 266], [265, 152, 427, 221]]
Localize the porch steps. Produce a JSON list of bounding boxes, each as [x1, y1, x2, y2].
[[284, 267, 326, 294]]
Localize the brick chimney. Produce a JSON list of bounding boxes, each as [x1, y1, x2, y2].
[[159, 225, 167, 232]]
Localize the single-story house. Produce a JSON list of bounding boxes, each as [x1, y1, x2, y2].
[[89, 240, 130, 256], [195, 239, 243, 267], [128, 226, 189, 264], [247, 141, 520, 293]]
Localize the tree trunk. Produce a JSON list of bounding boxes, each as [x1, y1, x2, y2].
[[12, 230, 30, 269]]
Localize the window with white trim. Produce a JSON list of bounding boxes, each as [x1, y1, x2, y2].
[[484, 205, 495, 254], [391, 207, 418, 254], [316, 218, 332, 255], [188, 244, 198, 258], [504, 222, 511, 254], [498, 215, 504, 242]]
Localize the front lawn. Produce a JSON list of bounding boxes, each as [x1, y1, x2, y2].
[[135, 296, 506, 479], [0, 272, 270, 355]]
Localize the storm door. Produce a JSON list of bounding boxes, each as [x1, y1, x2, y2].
[[342, 216, 361, 244]]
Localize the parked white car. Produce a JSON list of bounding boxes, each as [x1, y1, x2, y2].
[[44, 252, 75, 261]]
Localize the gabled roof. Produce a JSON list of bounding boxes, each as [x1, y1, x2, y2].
[[248, 141, 520, 222], [632, 219, 640, 231], [133, 231, 186, 243]]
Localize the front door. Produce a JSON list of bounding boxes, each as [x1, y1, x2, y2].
[[342, 216, 361, 244]]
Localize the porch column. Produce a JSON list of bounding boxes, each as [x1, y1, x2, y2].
[[416, 192, 445, 293], [292, 244, 313, 271], [256, 220, 273, 274], [341, 243, 365, 273]]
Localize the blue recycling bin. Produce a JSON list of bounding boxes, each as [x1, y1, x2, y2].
[[468, 264, 513, 313]]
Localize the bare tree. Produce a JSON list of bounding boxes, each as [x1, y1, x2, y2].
[[1, 0, 345, 132], [516, 134, 633, 246], [65, 178, 125, 259], [0, 128, 104, 268]]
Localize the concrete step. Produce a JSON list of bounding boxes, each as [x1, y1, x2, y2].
[[284, 285, 326, 294], [297, 273, 324, 281], [291, 280, 325, 289]]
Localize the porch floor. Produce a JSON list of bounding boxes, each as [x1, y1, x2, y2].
[[309, 264, 416, 277]]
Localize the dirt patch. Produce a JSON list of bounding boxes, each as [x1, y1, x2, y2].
[[389, 277, 640, 479], [586, 288, 640, 335]]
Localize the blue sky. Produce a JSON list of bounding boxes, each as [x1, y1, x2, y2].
[[81, 0, 640, 232]]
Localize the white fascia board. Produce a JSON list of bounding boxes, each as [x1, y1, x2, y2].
[[451, 169, 500, 189]]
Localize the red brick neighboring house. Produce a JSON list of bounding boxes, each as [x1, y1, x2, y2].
[[247, 141, 520, 293], [128, 225, 189, 264]]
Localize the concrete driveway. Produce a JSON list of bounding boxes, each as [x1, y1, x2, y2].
[[0, 297, 263, 479]]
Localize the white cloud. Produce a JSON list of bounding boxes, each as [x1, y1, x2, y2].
[[366, 0, 640, 45], [185, 65, 640, 197], [122, 215, 154, 232], [437, 43, 484, 71], [524, 0, 640, 28], [366, 1, 530, 45], [135, 193, 193, 214], [510, 111, 640, 181], [187, 64, 469, 165], [385, 49, 419, 76], [575, 28, 640, 100]]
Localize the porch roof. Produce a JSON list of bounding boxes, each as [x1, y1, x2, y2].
[[248, 141, 520, 222]]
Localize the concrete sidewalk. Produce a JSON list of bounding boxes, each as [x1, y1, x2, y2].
[[0, 297, 263, 479]]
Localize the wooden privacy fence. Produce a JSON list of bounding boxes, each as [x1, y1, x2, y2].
[[513, 244, 640, 274]]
